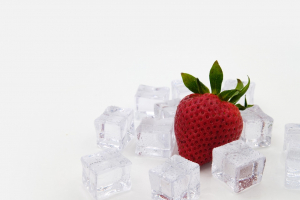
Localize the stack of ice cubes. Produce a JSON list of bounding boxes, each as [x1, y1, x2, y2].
[[135, 85, 170, 119], [222, 79, 255, 104], [171, 80, 192, 100], [80, 78, 279, 199], [284, 124, 300, 189], [240, 105, 274, 148], [94, 106, 134, 150], [212, 140, 266, 193], [149, 155, 200, 200], [135, 117, 176, 158], [81, 149, 132, 199]]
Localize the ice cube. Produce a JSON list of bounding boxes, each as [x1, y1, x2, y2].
[[149, 155, 200, 200], [284, 123, 300, 151], [285, 147, 300, 189], [135, 85, 170, 119], [240, 105, 273, 148], [212, 140, 266, 193], [171, 80, 192, 100], [94, 106, 134, 150], [81, 149, 132, 199], [154, 98, 180, 119], [222, 79, 255, 104], [135, 118, 175, 158]]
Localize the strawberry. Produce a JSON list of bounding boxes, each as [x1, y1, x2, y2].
[[174, 61, 252, 166]]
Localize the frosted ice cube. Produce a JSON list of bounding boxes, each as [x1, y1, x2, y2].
[[222, 79, 255, 104], [149, 155, 200, 200], [171, 80, 192, 100], [135, 118, 175, 158], [240, 105, 273, 148], [81, 149, 132, 199], [284, 123, 300, 151], [285, 147, 300, 189], [212, 140, 266, 193], [135, 85, 170, 119], [154, 98, 180, 119], [94, 106, 134, 150]]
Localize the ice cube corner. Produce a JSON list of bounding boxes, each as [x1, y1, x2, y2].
[[212, 140, 266, 193], [135, 85, 170, 119], [135, 118, 176, 158], [94, 106, 134, 150], [149, 155, 200, 200], [81, 149, 132, 200], [240, 105, 273, 148], [284, 123, 300, 151], [154, 98, 180, 119]]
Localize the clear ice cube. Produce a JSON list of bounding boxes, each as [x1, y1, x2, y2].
[[135, 85, 170, 119], [81, 149, 132, 199], [171, 80, 192, 100], [154, 98, 180, 119], [284, 123, 300, 151], [149, 155, 200, 200], [94, 106, 134, 150], [135, 118, 175, 158], [285, 147, 300, 189], [212, 140, 266, 193], [240, 105, 273, 148], [222, 79, 255, 104]]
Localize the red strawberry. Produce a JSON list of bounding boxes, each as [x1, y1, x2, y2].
[[174, 61, 252, 166]]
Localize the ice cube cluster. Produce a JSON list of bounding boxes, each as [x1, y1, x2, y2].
[[81, 149, 132, 199], [80, 78, 285, 200], [212, 140, 266, 193], [134, 84, 179, 158], [240, 105, 274, 148], [149, 155, 201, 200], [284, 123, 300, 189]]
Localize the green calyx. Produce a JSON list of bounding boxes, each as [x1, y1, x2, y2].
[[181, 60, 253, 111]]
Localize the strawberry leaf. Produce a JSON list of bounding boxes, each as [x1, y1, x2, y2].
[[218, 89, 239, 101], [209, 60, 223, 95], [196, 78, 210, 94], [244, 96, 254, 108], [236, 104, 246, 110], [236, 79, 244, 91], [181, 73, 200, 94], [230, 76, 250, 104]]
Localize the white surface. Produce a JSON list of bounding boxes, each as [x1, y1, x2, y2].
[[1, 1, 300, 199]]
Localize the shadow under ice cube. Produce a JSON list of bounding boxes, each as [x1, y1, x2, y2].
[[222, 79, 255, 104], [149, 155, 200, 200], [284, 123, 300, 151], [81, 149, 132, 200], [240, 105, 273, 148], [285, 147, 300, 189], [212, 140, 266, 193], [94, 106, 134, 150], [135, 118, 175, 158], [171, 80, 192, 100], [154, 98, 180, 119], [135, 85, 170, 119]]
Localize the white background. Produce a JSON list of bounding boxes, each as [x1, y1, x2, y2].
[[1, 0, 300, 199]]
